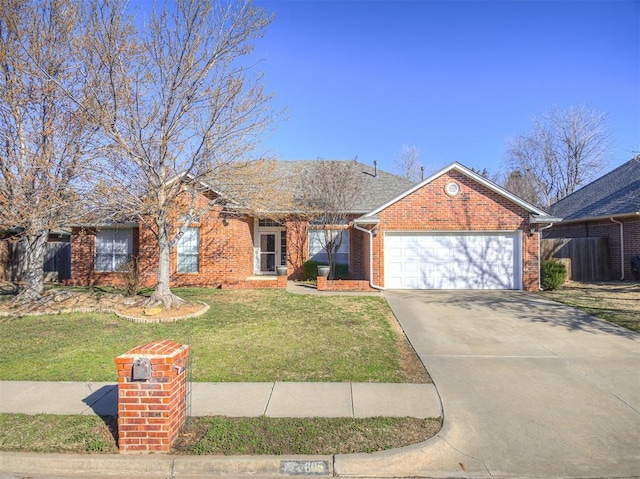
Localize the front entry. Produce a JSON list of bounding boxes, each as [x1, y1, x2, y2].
[[259, 233, 277, 273], [254, 220, 287, 275]]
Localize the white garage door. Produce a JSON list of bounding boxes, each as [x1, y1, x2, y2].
[[384, 232, 522, 290]]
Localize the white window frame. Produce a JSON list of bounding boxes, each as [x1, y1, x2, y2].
[[308, 229, 349, 265], [177, 227, 199, 273], [95, 228, 133, 272]]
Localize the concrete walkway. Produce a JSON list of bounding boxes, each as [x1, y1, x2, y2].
[[0, 381, 440, 419]]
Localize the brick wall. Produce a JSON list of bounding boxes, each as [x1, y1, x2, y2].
[[547, 216, 640, 281], [373, 171, 539, 290], [115, 340, 190, 453], [69, 206, 256, 288], [285, 218, 308, 280], [317, 276, 377, 292]]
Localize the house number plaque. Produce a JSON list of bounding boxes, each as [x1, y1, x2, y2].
[[280, 460, 330, 476]]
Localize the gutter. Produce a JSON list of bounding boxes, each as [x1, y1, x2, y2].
[[353, 222, 384, 291], [610, 218, 625, 280], [537, 223, 555, 290], [530, 215, 561, 291], [547, 211, 640, 224]]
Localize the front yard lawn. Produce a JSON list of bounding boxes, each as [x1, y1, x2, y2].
[[540, 281, 640, 333], [0, 287, 429, 383], [0, 414, 441, 455]]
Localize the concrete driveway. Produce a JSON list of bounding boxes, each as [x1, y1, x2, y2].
[[336, 290, 640, 478]]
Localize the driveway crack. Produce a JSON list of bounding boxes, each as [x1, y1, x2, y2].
[[437, 434, 492, 477]]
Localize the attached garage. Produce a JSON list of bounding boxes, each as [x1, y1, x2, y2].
[[384, 231, 522, 290], [353, 162, 554, 292]]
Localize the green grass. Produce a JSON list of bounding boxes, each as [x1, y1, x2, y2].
[[0, 414, 118, 453], [181, 416, 442, 455], [540, 284, 640, 333], [0, 413, 441, 455], [0, 288, 411, 382]]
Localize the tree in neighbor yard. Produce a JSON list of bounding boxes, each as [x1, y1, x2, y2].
[[504, 105, 610, 209], [295, 160, 363, 280], [0, 0, 97, 301], [393, 144, 424, 182], [82, 0, 276, 308]]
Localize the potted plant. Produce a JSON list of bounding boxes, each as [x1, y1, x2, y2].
[[276, 265, 288, 276], [317, 265, 330, 277]]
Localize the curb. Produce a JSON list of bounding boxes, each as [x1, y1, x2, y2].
[[0, 452, 334, 478]]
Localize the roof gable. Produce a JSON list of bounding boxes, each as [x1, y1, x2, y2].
[[549, 156, 640, 221], [363, 162, 549, 218]]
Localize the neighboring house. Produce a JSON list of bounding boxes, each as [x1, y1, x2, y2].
[[68, 161, 553, 291], [546, 156, 640, 281]]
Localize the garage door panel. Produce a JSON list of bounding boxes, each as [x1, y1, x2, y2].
[[384, 232, 521, 290]]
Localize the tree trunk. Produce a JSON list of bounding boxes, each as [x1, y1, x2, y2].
[[144, 221, 186, 309], [15, 232, 48, 303]]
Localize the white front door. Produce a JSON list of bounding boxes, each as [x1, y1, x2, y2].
[[259, 233, 277, 273]]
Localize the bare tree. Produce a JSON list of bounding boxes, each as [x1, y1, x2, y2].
[[0, 0, 97, 301], [393, 144, 423, 182], [505, 105, 610, 209], [296, 160, 363, 280], [502, 169, 539, 206], [83, 0, 275, 308]]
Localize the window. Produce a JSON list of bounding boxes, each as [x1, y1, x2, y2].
[[308, 229, 349, 265], [280, 230, 287, 266], [178, 227, 199, 273], [95, 228, 133, 272], [258, 219, 283, 227]]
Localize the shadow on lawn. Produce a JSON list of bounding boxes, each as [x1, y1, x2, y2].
[[0, 282, 19, 296], [83, 385, 119, 446], [393, 290, 638, 339]]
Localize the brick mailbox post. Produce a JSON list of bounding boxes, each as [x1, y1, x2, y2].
[[115, 340, 190, 453]]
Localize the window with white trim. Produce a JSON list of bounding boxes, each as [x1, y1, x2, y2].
[[177, 227, 199, 273], [95, 228, 133, 272], [308, 229, 349, 265]]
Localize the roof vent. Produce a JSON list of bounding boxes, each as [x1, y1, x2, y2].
[[373, 160, 378, 178]]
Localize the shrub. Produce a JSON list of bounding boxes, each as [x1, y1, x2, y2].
[[334, 264, 349, 279], [303, 260, 320, 280], [119, 258, 140, 297], [303, 260, 349, 280], [541, 260, 566, 290]]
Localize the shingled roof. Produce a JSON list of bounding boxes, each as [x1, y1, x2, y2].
[[272, 160, 416, 213], [549, 156, 640, 221]]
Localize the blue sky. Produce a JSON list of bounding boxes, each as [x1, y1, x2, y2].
[[252, 0, 639, 177]]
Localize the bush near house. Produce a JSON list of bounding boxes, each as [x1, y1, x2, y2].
[[541, 260, 567, 290], [303, 260, 348, 280]]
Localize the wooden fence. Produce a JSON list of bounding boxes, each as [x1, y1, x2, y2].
[[541, 237, 609, 282], [9, 239, 71, 282]]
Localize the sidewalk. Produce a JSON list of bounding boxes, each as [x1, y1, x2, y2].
[[0, 380, 440, 418], [0, 380, 444, 479]]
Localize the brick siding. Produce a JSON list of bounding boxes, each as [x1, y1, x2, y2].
[[317, 276, 377, 292], [68, 171, 541, 291], [372, 171, 539, 290]]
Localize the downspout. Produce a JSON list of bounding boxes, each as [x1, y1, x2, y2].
[[353, 223, 384, 290], [610, 218, 624, 280], [537, 223, 555, 290]]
